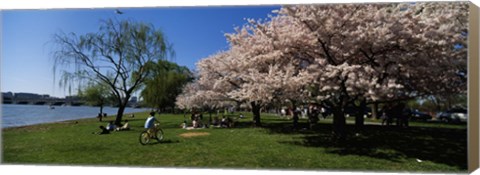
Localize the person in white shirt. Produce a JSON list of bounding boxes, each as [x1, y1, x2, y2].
[[106, 121, 116, 131], [144, 112, 159, 137]]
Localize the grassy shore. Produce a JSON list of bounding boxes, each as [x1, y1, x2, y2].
[[2, 112, 467, 173]]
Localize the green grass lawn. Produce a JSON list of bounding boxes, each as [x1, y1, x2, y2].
[[2, 112, 467, 173]]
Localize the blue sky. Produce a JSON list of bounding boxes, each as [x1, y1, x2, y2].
[[1, 6, 280, 97]]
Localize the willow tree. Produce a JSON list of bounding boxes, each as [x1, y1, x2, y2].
[[53, 19, 172, 125], [78, 82, 112, 116], [141, 60, 193, 112]]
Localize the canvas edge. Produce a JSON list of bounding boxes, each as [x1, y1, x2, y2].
[[468, 1, 479, 173]]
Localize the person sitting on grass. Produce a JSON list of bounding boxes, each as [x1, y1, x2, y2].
[[227, 117, 234, 128], [196, 114, 204, 128], [93, 125, 110, 135], [211, 117, 220, 127], [106, 121, 116, 131], [144, 111, 159, 138], [220, 116, 230, 128], [116, 120, 130, 131], [381, 112, 388, 126], [191, 112, 198, 128], [181, 120, 187, 129], [192, 117, 198, 128]]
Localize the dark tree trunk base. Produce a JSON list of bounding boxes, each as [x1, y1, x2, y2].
[[371, 102, 379, 119], [251, 101, 262, 127], [332, 107, 346, 141], [115, 104, 127, 126], [355, 100, 366, 131]]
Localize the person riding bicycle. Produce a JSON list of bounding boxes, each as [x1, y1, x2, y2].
[[144, 111, 160, 138]]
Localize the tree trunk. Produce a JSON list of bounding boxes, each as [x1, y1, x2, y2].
[[99, 105, 104, 116], [291, 103, 299, 130], [236, 101, 241, 112], [355, 100, 366, 130], [115, 97, 129, 126], [332, 107, 346, 140], [209, 109, 213, 126], [115, 105, 126, 126], [251, 101, 262, 127], [183, 111, 186, 121], [371, 101, 378, 119]]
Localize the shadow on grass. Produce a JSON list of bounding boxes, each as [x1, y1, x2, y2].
[[260, 121, 467, 169], [142, 139, 180, 145]]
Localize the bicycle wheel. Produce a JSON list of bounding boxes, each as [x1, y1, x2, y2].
[[139, 131, 150, 145], [155, 128, 164, 142]]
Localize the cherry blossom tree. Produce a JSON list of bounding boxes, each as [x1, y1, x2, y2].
[[178, 2, 467, 136], [175, 52, 236, 116], [277, 2, 467, 138], [220, 15, 321, 126]]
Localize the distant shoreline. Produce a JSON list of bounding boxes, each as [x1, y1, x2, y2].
[[2, 111, 148, 131], [1, 104, 149, 129]]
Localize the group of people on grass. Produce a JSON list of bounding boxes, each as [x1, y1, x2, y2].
[[93, 103, 408, 134], [211, 116, 234, 128], [94, 102, 410, 135], [380, 102, 409, 127], [289, 103, 328, 130], [95, 120, 131, 135], [184, 111, 235, 129], [94, 101, 411, 135], [95, 111, 158, 135], [288, 102, 410, 130], [190, 112, 204, 128]]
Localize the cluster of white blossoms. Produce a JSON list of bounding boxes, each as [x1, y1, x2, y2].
[[177, 2, 467, 110]]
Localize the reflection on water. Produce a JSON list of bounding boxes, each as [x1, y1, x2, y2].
[[1, 104, 148, 128]]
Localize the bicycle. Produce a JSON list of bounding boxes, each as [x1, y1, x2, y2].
[[139, 123, 164, 145]]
